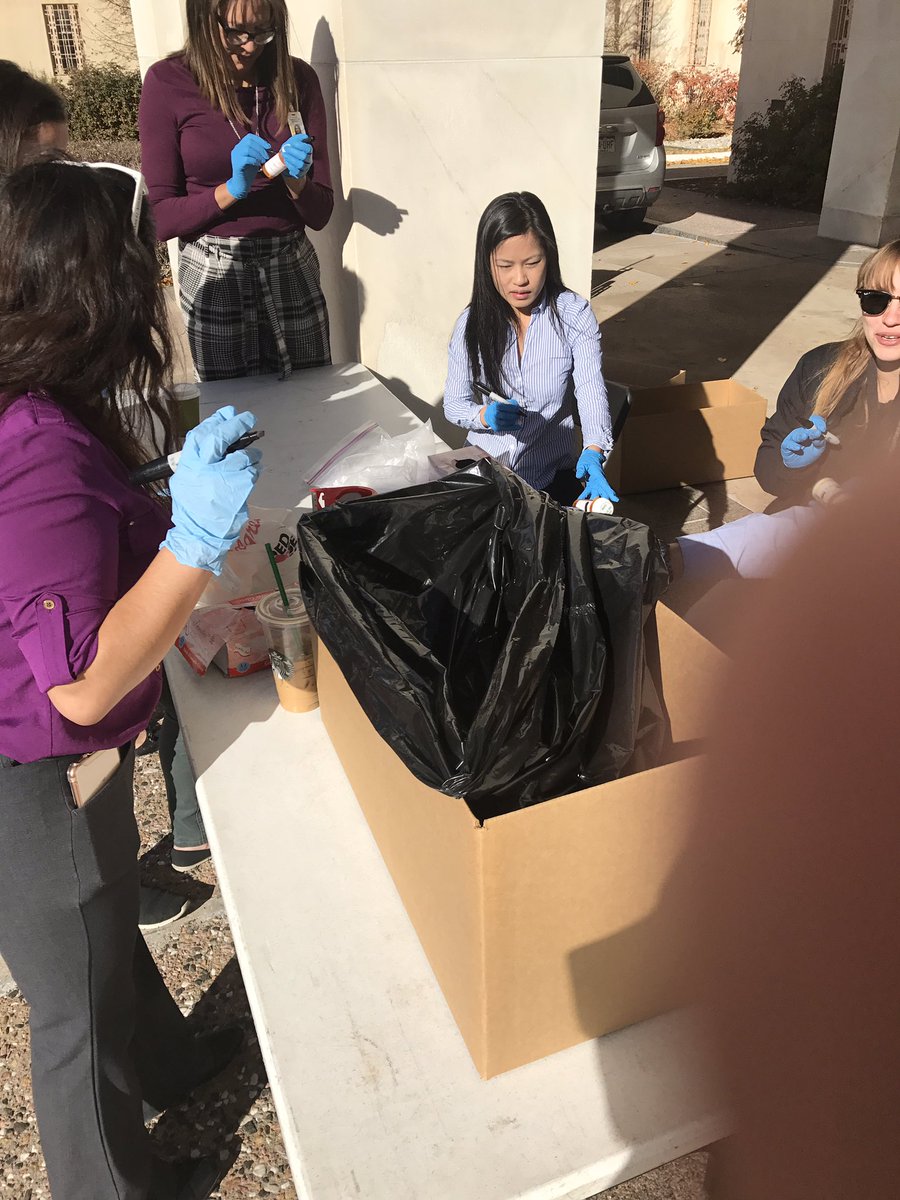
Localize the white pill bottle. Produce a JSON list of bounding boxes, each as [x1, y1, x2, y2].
[[574, 497, 615, 515], [262, 111, 310, 179]]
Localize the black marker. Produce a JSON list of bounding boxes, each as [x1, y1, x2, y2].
[[472, 381, 511, 404], [801, 418, 840, 446], [129, 430, 264, 485]]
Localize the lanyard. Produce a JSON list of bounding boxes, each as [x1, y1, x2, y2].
[[227, 86, 260, 142]]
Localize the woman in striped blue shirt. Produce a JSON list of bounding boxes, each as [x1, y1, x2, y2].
[[443, 191, 616, 505]]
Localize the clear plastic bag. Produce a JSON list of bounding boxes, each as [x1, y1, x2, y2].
[[305, 422, 445, 495]]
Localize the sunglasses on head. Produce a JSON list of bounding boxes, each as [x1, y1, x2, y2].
[[58, 160, 147, 235], [217, 16, 277, 46], [856, 288, 900, 316]]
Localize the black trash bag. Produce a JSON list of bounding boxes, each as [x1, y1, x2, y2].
[[297, 461, 671, 822]]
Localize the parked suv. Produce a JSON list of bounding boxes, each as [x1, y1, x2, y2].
[[596, 54, 666, 233]]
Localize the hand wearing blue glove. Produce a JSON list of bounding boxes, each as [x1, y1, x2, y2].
[[280, 133, 313, 180], [480, 399, 523, 433], [780, 414, 828, 469], [162, 406, 262, 575], [226, 134, 271, 201], [575, 447, 619, 504]]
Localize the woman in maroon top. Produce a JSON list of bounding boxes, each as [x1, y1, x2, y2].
[[139, 0, 334, 381]]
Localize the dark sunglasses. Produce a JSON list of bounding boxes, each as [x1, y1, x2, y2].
[[856, 288, 900, 316], [217, 16, 277, 46]]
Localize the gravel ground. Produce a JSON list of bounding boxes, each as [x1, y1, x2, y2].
[[0, 751, 710, 1199], [664, 133, 732, 152]]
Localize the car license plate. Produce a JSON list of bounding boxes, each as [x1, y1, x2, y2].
[[598, 136, 615, 153]]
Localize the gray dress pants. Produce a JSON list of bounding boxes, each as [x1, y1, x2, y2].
[[0, 746, 201, 1200]]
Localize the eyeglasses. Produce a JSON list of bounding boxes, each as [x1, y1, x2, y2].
[[59, 160, 147, 235], [217, 17, 277, 46], [856, 288, 900, 317]]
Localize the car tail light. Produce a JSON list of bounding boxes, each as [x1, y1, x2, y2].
[[656, 108, 666, 147]]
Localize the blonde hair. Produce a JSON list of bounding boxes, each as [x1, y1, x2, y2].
[[813, 239, 900, 419], [182, 0, 298, 130]]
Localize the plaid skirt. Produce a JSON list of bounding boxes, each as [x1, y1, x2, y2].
[[178, 231, 331, 381]]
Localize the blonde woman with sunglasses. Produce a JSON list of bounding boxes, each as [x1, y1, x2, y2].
[[0, 158, 260, 1199], [139, 0, 333, 381], [671, 239, 900, 587]]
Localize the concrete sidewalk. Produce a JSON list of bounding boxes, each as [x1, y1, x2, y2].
[[593, 190, 865, 404], [647, 180, 870, 265]]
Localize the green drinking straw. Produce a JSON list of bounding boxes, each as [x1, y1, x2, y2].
[[265, 542, 291, 610]]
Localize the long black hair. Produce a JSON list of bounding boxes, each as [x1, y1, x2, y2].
[[0, 157, 177, 470], [465, 191, 567, 395], [0, 61, 67, 173]]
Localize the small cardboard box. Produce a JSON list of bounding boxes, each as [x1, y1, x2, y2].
[[317, 605, 723, 1078], [605, 378, 767, 495]]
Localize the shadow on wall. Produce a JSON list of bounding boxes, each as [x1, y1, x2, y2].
[[308, 18, 408, 365]]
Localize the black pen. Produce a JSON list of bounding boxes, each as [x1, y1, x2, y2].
[[129, 430, 264, 485]]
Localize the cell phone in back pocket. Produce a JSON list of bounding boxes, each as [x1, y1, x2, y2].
[[67, 748, 122, 809]]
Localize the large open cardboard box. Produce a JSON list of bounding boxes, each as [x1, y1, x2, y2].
[[605, 379, 767, 495], [317, 605, 723, 1078]]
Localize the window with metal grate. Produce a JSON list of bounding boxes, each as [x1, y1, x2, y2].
[[43, 3, 84, 75]]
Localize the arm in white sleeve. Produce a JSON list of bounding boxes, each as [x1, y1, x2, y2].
[[570, 300, 613, 454], [443, 311, 487, 433]]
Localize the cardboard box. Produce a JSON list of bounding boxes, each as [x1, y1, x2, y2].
[[604, 378, 767, 495], [317, 605, 724, 1078]]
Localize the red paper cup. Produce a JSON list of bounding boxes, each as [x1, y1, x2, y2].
[[310, 485, 376, 510]]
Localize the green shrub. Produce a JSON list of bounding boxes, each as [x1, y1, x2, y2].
[[63, 64, 142, 140], [730, 69, 844, 210], [68, 137, 171, 285]]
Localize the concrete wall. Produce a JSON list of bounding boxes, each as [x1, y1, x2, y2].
[[705, 0, 742, 70], [8, 2, 55, 78], [819, 0, 900, 245], [129, 0, 606, 413], [731, 0, 833, 131], [11, 0, 137, 76], [604, 0, 741, 71], [129, 0, 184, 76]]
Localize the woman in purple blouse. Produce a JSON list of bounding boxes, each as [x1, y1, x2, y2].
[[0, 159, 260, 1198], [139, 0, 334, 382]]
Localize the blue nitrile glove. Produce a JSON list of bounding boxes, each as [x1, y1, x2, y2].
[[481, 399, 523, 433], [780, 413, 827, 469], [280, 133, 313, 179], [576, 447, 619, 503], [226, 133, 271, 200], [162, 406, 262, 575]]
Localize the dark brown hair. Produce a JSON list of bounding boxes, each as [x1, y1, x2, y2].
[[0, 157, 177, 470], [0, 60, 67, 173], [182, 0, 298, 129]]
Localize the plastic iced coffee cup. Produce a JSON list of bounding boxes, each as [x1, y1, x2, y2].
[[173, 382, 201, 437], [255, 588, 318, 713]]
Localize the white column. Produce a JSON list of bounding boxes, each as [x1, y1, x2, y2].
[[729, 0, 833, 179], [323, 0, 606, 418], [287, 3, 361, 365], [129, 0, 185, 77], [130, 0, 188, 299], [818, 0, 900, 245]]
